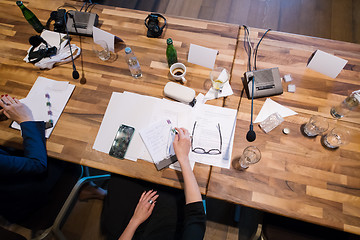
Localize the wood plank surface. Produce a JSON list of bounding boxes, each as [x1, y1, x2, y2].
[[0, 0, 239, 194], [207, 27, 360, 235]]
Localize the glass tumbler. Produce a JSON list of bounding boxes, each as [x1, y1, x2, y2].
[[233, 146, 261, 170], [323, 127, 350, 149], [92, 40, 110, 61], [210, 67, 229, 92], [330, 91, 360, 119], [303, 115, 329, 137]]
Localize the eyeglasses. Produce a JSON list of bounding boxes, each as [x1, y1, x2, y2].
[[191, 121, 222, 155]]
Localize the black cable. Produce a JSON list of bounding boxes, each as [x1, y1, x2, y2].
[[80, 1, 87, 11], [64, 11, 79, 79], [254, 28, 271, 70], [85, 3, 95, 12], [68, 11, 86, 84], [243, 25, 252, 72], [87, 3, 96, 13], [58, 4, 77, 11], [242, 25, 271, 71]]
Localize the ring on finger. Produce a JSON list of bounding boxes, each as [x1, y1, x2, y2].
[[1, 99, 9, 106], [148, 199, 153, 204]]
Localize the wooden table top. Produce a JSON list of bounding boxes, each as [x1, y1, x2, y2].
[[1, 0, 360, 234], [207, 27, 360, 234], [0, 0, 239, 194]]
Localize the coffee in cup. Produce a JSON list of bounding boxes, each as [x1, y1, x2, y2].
[[170, 63, 187, 83]]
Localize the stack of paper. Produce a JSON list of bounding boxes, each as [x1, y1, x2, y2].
[[93, 91, 237, 170], [11, 77, 75, 138]]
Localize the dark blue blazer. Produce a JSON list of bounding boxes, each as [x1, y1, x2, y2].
[[0, 121, 47, 177], [0, 121, 52, 222]]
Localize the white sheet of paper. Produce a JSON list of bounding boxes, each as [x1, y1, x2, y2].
[[254, 98, 297, 123], [195, 93, 207, 105], [187, 44, 218, 69], [307, 50, 348, 78], [11, 77, 75, 138], [41, 30, 67, 49], [190, 104, 237, 169], [92, 26, 115, 52], [93, 91, 235, 169], [93, 92, 159, 161], [139, 119, 174, 164], [204, 81, 233, 100]]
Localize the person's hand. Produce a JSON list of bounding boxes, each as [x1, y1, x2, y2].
[[173, 127, 191, 164], [0, 95, 34, 124], [130, 190, 159, 226]]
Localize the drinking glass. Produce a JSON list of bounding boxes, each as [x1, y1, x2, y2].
[[330, 91, 360, 119], [233, 146, 261, 170], [303, 115, 329, 137], [323, 127, 350, 149], [210, 67, 229, 92], [92, 40, 110, 61]]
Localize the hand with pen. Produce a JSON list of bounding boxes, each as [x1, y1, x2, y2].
[[173, 127, 191, 163]]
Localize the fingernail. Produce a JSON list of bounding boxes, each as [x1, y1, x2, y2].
[[1, 95, 3, 97], [5, 94, 8, 97]]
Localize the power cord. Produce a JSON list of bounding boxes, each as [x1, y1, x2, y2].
[[243, 25, 271, 72]]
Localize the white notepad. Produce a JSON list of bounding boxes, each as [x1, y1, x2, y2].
[[11, 77, 75, 138], [139, 119, 177, 170]]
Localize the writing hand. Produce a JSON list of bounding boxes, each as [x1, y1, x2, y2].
[[173, 127, 191, 164]]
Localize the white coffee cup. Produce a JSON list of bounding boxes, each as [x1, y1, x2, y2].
[[170, 63, 187, 83]]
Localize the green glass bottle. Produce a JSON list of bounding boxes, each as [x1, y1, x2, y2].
[[16, 1, 44, 33], [166, 38, 178, 67]]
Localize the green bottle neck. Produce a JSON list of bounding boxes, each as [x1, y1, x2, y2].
[[16, 1, 24, 8]]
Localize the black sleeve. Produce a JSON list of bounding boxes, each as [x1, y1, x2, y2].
[[0, 121, 47, 177], [182, 201, 206, 240]]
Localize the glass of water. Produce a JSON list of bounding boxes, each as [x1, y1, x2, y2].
[[303, 115, 329, 137], [323, 127, 350, 149], [210, 67, 229, 92], [92, 40, 110, 61], [236, 146, 261, 169]]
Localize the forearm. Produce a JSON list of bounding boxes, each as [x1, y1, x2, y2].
[[118, 219, 140, 240], [21, 121, 47, 162], [0, 121, 47, 176], [178, 156, 202, 204]]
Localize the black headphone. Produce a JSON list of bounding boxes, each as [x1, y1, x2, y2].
[[144, 13, 166, 38], [28, 36, 57, 64], [46, 9, 66, 33]]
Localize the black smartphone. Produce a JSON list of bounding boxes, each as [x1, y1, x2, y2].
[[109, 124, 135, 159]]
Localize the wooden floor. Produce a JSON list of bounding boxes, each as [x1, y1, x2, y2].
[[97, 0, 360, 44]]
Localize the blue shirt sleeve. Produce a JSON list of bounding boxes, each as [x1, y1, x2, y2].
[[0, 121, 47, 177]]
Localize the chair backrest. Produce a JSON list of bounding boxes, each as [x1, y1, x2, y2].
[[18, 161, 82, 231], [0, 226, 27, 240]]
